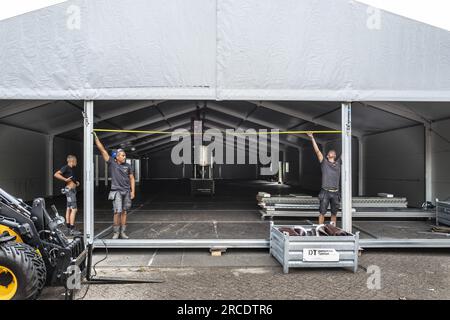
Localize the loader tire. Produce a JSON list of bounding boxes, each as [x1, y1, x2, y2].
[[0, 242, 46, 300]]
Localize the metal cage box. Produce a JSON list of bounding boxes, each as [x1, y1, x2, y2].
[[437, 201, 450, 226], [270, 224, 359, 274]]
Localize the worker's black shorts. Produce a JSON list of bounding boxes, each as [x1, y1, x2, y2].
[[64, 188, 77, 209], [318, 189, 340, 215]]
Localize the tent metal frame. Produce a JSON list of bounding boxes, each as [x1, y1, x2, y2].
[[82, 100, 450, 249]]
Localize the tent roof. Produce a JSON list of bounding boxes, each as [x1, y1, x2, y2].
[[2, 99, 449, 156], [1, 0, 450, 101]]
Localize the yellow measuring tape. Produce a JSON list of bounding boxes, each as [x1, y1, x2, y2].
[[93, 129, 342, 135]]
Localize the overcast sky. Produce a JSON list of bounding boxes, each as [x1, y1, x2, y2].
[[358, 0, 450, 31], [0, 0, 449, 31]]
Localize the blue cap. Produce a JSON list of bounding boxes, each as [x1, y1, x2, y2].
[[111, 149, 125, 159]]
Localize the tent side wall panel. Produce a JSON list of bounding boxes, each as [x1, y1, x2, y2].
[[0, 124, 47, 200], [284, 147, 300, 185], [0, 124, 83, 201], [364, 126, 425, 207], [432, 119, 450, 201]]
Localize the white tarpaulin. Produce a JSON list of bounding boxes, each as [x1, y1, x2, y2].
[[0, 0, 449, 101]]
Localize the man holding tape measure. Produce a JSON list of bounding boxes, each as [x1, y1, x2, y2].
[[93, 132, 135, 239], [307, 132, 341, 226]]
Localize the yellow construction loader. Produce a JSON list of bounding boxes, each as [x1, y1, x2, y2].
[[0, 187, 86, 300]]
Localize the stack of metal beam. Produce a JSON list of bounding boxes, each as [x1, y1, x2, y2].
[[257, 193, 408, 211], [256, 192, 443, 219]]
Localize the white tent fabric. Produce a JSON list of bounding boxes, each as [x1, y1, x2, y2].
[[0, 0, 449, 101]]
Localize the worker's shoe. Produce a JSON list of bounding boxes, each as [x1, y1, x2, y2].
[[112, 225, 120, 239], [120, 225, 129, 239]]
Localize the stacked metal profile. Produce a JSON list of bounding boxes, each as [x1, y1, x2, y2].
[[270, 224, 359, 273], [257, 192, 408, 211], [436, 201, 450, 226]]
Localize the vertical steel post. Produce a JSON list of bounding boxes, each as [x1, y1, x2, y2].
[[278, 150, 284, 184], [341, 102, 352, 232], [95, 155, 99, 187], [104, 156, 108, 187], [46, 135, 54, 197], [358, 137, 364, 196], [425, 124, 433, 202], [83, 101, 94, 245], [298, 146, 302, 186]]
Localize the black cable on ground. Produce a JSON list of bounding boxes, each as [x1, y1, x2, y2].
[[77, 236, 110, 300]]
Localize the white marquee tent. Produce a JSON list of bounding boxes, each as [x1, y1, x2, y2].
[[1, 0, 450, 248], [0, 0, 450, 101]]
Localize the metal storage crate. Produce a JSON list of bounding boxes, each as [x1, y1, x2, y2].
[[436, 201, 450, 226], [270, 224, 359, 274]]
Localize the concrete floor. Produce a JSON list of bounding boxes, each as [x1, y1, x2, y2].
[[43, 179, 446, 241], [37, 180, 450, 300], [68, 179, 304, 239]]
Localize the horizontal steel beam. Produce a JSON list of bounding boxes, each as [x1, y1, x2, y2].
[[0, 100, 53, 120], [207, 102, 316, 143], [52, 100, 165, 135], [359, 239, 450, 248], [259, 210, 436, 219], [93, 239, 270, 249], [363, 101, 430, 125], [92, 237, 450, 249], [100, 103, 196, 139], [133, 125, 192, 148], [205, 116, 299, 150], [204, 119, 286, 151], [138, 129, 264, 156], [250, 101, 363, 138], [106, 118, 192, 148]]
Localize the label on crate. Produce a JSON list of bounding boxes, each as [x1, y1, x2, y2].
[[303, 249, 340, 262]]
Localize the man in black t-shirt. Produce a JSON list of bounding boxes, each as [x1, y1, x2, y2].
[[307, 133, 342, 226], [54, 155, 81, 235], [94, 133, 135, 239]]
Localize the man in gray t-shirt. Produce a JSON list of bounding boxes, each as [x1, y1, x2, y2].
[[94, 133, 135, 239], [307, 133, 341, 226]]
